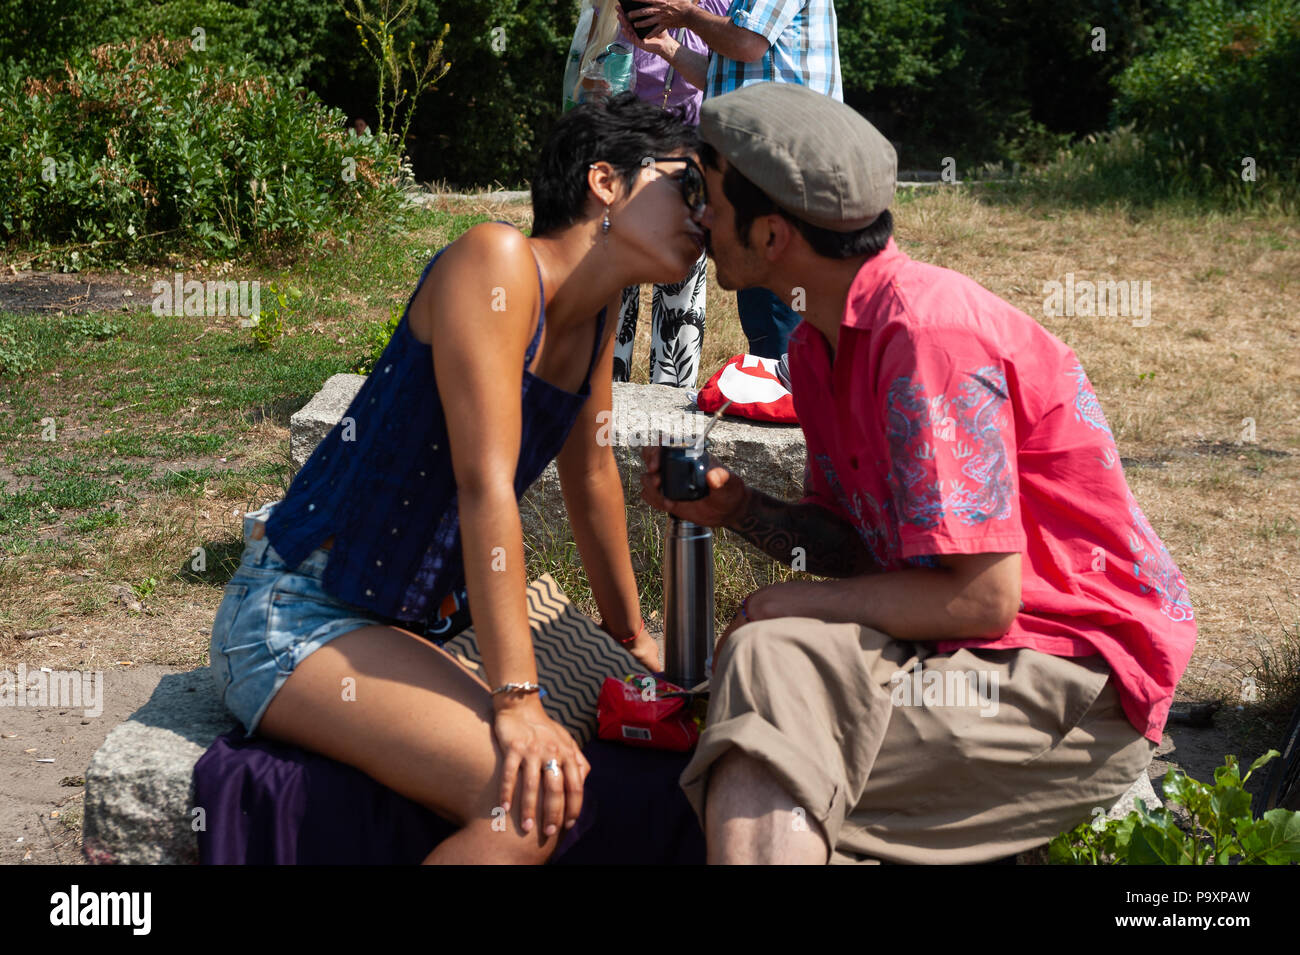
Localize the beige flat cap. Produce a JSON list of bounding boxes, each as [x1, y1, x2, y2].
[[700, 82, 896, 231]]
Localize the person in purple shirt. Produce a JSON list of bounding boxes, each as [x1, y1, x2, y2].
[[621, 0, 843, 361], [585, 0, 730, 387]]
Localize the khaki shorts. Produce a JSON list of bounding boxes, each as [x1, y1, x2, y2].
[[679, 617, 1158, 864]]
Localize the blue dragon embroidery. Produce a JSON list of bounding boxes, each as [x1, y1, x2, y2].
[[815, 364, 1015, 566], [1127, 491, 1194, 623], [885, 377, 943, 529], [947, 366, 1014, 526], [813, 452, 903, 569], [1070, 362, 1115, 439]]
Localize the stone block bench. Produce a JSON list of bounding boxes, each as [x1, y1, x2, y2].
[[82, 666, 1163, 864], [289, 374, 808, 548], [81, 378, 1163, 862], [83, 668, 237, 864]]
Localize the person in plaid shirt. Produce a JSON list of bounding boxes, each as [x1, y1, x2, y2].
[[620, 0, 842, 358], [619, 0, 842, 99]]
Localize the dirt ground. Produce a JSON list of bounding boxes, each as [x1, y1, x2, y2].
[[0, 664, 183, 865], [0, 269, 154, 315]]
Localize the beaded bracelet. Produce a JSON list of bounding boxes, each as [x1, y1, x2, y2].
[[739, 596, 752, 622]]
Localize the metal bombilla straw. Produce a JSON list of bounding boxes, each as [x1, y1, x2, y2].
[[661, 401, 731, 689]]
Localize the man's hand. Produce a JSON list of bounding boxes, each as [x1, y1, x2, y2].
[[616, 4, 675, 56], [711, 579, 796, 661], [622, 0, 695, 38], [616, 4, 712, 88], [639, 445, 749, 527]]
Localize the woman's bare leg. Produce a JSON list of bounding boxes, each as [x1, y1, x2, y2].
[[257, 624, 563, 864]]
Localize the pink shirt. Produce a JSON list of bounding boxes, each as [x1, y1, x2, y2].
[[787, 237, 1196, 744]]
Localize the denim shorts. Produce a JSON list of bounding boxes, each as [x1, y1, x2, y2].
[[208, 501, 388, 737]]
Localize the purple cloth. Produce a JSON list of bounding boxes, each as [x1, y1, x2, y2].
[[617, 0, 731, 125], [194, 732, 706, 864]]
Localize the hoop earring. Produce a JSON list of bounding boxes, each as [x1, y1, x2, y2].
[[602, 207, 611, 235]]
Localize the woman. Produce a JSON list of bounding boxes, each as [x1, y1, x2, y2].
[[208, 92, 708, 864]]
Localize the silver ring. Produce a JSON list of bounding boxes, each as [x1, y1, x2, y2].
[[544, 759, 561, 777]]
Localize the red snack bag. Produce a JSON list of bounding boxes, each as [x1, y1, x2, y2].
[[596, 674, 701, 752], [695, 354, 797, 423]]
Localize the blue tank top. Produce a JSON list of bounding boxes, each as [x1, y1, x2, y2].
[[263, 222, 607, 622]]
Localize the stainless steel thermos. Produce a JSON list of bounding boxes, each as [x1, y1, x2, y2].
[[661, 443, 714, 689]]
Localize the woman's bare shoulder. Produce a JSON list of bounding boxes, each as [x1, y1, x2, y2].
[[446, 220, 530, 261], [411, 221, 539, 345], [428, 221, 536, 289]]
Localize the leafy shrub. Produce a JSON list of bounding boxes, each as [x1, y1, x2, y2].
[[1114, 0, 1300, 187], [397, 0, 568, 188], [1050, 751, 1300, 864], [849, 0, 1185, 168], [63, 316, 121, 340], [352, 301, 403, 374], [0, 35, 408, 264], [0, 0, 324, 88], [247, 280, 302, 350], [0, 316, 38, 376], [837, 0, 956, 95]]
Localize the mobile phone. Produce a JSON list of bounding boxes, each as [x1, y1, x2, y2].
[[619, 0, 658, 40]]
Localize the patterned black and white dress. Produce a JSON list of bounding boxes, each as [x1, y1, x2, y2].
[[612, 249, 707, 388]]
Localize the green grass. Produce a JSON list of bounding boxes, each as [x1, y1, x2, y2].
[[67, 510, 124, 534], [0, 203, 489, 612]]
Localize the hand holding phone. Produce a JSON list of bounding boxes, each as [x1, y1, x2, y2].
[[618, 0, 659, 40]]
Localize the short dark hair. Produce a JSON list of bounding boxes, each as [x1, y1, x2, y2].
[[697, 141, 893, 260], [530, 92, 699, 237]]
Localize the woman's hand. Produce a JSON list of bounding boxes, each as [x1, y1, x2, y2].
[[627, 628, 661, 673], [602, 619, 661, 672], [493, 695, 590, 837], [611, 623, 660, 675]]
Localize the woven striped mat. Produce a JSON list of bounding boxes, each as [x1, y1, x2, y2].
[[440, 574, 642, 746]]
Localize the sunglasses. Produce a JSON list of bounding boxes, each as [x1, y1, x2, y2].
[[645, 155, 708, 217]]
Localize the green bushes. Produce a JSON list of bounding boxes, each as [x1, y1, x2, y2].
[[1050, 752, 1300, 865], [0, 35, 407, 264], [1114, 0, 1300, 188], [844, 0, 1183, 168], [397, 0, 569, 188], [2, 1, 1296, 201], [0, 0, 322, 87]]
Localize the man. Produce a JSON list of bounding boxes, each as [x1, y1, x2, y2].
[[640, 83, 1197, 864], [619, 0, 841, 358]]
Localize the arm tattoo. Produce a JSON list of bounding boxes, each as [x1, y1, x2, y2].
[[728, 488, 877, 578]]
